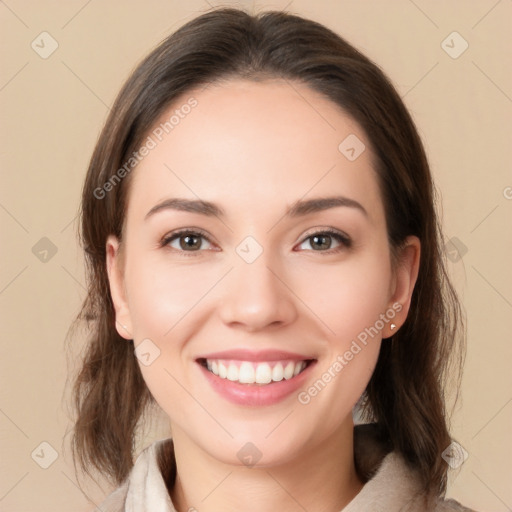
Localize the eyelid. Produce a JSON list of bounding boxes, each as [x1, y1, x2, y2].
[[160, 227, 218, 251], [298, 227, 352, 246]]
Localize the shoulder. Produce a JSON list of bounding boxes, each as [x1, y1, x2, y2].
[[433, 498, 477, 511], [348, 449, 477, 512], [98, 439, 175, 512], [351, 424, 477, 512], [97, 482, 128, 512]]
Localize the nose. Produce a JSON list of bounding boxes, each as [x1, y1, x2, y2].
[[217, 254, 298, 332]]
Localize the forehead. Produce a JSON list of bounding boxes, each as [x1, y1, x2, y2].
[[126, 78, 385, 227]]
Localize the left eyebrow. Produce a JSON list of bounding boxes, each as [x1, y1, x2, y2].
[[286, 196, 368, 218]]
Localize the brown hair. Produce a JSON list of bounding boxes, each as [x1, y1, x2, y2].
[[72, 7, 464, 497]]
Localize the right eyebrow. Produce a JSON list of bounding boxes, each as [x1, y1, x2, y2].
[[145, 198, 225, 220]]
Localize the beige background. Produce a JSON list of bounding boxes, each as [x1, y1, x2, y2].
[[1, 1, 511, 510]]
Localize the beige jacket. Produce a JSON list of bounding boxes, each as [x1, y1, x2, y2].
[[99, 428, 476, 512]]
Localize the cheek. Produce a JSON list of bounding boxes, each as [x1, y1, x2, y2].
[[123, 255, 215, 417], [124, 253, 226, 340], [290, 250, 391, 410], [291, 249, 393, 344], [122, 254, 229, 415]]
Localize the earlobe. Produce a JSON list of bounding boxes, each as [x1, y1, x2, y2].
[[384, 235, 421, 338], [106, 235, 133, 340]]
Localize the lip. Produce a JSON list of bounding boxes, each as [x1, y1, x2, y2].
[[196, 349, 312, 362], [196, 350, 316, 406]]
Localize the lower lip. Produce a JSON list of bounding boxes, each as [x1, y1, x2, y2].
[[198, 362, 315, 406]]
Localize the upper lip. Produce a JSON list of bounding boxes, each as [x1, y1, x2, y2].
[[196, 349, 315, 362]]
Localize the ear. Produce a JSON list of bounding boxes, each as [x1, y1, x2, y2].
[[383, 235, 421, 338], [106, 235, 133, 340]]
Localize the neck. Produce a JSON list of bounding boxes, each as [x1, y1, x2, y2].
[[170, 420, 363, 512]]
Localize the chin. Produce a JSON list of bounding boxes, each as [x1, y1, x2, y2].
[[190, 426, 310, 468]]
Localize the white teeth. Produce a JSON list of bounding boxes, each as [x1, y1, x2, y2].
[[227, 363, 239, 381], [255, 363, 272, 384], [272, 363, 284, 382], [218, 362, 227, 379], [238, 362, 255, 384], [204, 359, 308, 385], [294, 361, 304, 376], [284, 362, 295, 380]]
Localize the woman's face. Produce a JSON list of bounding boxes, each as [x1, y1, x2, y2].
[[107, 79, 419, 466]]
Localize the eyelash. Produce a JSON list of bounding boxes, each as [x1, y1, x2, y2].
[[160, 227, 352, 256], [299, 228, 352, 252]]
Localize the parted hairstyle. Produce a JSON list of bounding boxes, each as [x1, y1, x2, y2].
[[72, 7, 464, 499]]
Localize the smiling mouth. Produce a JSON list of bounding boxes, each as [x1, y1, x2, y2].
[[197, 358, 315, 385]]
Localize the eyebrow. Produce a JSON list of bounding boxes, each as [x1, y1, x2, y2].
[[144, 195, 368, 220]]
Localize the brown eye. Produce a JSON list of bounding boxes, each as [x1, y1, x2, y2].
[[179, 234, 203, 250], [163, 230, 214, 252], [297, 229, 351, 252], [309, 234, 332, 250]]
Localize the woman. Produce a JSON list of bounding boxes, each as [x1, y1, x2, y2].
[[72, 7, 474, 511]]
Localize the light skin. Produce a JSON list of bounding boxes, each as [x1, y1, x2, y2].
[[106, 79, 420, 512]]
